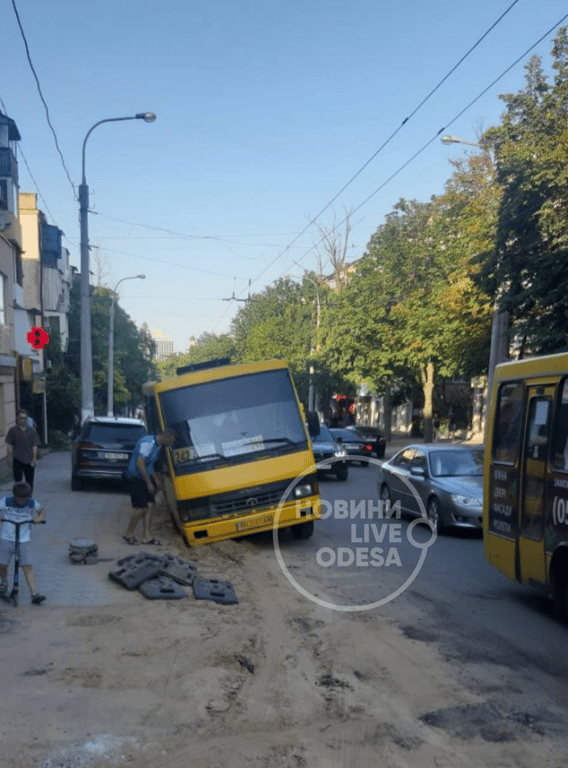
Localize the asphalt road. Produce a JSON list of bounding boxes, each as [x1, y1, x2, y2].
[[6, 448, 568, 746], [305, 458, 568, 746]]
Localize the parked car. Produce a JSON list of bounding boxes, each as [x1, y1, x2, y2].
[[378, 443, 483, 532], [71, 417, 147, 490], [346, 424, 386, 458], [310, 424, 349, 481], [329, 427, 373, 466]]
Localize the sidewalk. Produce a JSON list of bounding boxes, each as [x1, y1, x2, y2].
[[383, 431, 483, 459], [0, 450, 135, 609]]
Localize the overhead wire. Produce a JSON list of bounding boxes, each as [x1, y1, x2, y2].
[[237, 0, 523, 297], [258, 10, 568, 289], [10, 0, 76, 198]]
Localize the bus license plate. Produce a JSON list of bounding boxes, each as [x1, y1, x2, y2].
[[236, 514, 272, 532], [104, 452, 128, 460]]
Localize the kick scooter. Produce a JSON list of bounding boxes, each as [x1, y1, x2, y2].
[[0, 517, 46, 607]]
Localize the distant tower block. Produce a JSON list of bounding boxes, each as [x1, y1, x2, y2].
[[150, 327, 174, 361]]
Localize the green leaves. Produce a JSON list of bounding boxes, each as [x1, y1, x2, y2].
[[477, 26, 568, 355]]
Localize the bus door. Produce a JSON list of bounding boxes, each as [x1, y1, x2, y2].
[[518, 387, 554, 585]]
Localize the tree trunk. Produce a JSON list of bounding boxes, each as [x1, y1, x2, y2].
[[420, 361, 435, 443], [383, 386, 392, 441]]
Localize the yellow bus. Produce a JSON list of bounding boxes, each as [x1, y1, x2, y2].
[[484, 352, 568, 619], [143, 357, 321, 546]]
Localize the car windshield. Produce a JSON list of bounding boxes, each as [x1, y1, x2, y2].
[[158, 369, 308, 473], [331, 429, 361, 442], [84, 424, 146, 445], [429, 449, 483, 477], [314, 425, 334, 443]]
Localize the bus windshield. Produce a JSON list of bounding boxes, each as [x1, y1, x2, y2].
[[159, 369, 308, 473]]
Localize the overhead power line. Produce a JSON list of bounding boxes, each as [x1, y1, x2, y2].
[[258, 9, 568, 294], [240, 0, 522, 296], [10, 0, 76, 197]]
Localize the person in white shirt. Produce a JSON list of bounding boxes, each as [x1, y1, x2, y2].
[[0, 482, 46, 604]]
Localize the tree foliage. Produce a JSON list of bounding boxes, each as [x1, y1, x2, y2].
[[478, 28, 568, 355], [157, 333, 237, 380], [66, 280, 156, 414]]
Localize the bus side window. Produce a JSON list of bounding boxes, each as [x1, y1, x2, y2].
[[551, 378, 568, 471], [493, 381, 524, 464], [525, 398, 550, 462]]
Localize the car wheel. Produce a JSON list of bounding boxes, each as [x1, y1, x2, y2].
[[71, 474, 84, 491], [377, 445, 386, 459], [292, 520, 314, 539], [360, 460, 369, 467], [380, 483, 391, 508], [427, 497, 442, 532], [335, 466, 348, 481]]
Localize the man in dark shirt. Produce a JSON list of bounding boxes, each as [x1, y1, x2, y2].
[[5, 410, 41, 492]]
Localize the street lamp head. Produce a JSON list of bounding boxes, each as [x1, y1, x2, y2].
[[137, 274, 146, 279], [135, 112, 157, 123], [441, 135, 461, 145]]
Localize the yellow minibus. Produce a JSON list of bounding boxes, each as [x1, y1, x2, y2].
[[484, 352, 568, 618], [143, 357, 321, 546]]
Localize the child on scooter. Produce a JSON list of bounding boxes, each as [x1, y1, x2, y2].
[[0, 481, 46, 604]]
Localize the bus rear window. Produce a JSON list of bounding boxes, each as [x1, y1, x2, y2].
[[492, 381, 524, 464]]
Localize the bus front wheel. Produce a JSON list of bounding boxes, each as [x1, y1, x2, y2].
[[292, 520, 314, 539]]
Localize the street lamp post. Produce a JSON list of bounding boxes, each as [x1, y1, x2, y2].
[[79, 112, 156, 424], [107, 274, 145, 417]]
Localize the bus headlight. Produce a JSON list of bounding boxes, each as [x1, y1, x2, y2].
[[294, 482, 314, 499]]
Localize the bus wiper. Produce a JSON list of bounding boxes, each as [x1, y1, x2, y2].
[[253, 438, 297, 447], [175, 452, 229, 468]]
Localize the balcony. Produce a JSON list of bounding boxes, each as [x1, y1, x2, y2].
[[0, 148, 18, 184], [41, 223, 62, 266]]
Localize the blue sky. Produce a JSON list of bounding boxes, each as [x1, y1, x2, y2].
[[3, 0, 567, 352]]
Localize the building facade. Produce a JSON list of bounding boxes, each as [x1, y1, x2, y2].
[[0, 112, 22, 469]]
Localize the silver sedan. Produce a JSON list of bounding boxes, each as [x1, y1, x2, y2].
[[378, 444, 484, 532]]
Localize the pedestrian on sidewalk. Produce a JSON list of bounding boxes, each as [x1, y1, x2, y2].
[[0, 481, 46, 604], [122, 429, 176, 546], [5, 409, 41, 491]]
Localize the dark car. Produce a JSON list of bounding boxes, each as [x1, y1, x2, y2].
[[329, 427, 373, 467], [378, 443, 483, 532], [346, 425, 386, 458], [310, 424, 349, 481], [71, 417, 147, 490]]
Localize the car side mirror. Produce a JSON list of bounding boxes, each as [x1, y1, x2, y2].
[[410, 466, 425, 476]]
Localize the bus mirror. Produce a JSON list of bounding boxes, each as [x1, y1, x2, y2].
[[307, 411, 320, 437]]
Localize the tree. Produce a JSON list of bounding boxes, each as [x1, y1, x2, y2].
[[323, 182, 494, 441], [66, 280, 156, 413], [478, 28, 568, 355], [312, 207, 357, 291], [45, 328, 80, 434], [157, 333, 236, 380]]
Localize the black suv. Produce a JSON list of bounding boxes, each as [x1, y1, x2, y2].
[[71, 417, 147, 490], [310, 424, 349, 481]]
